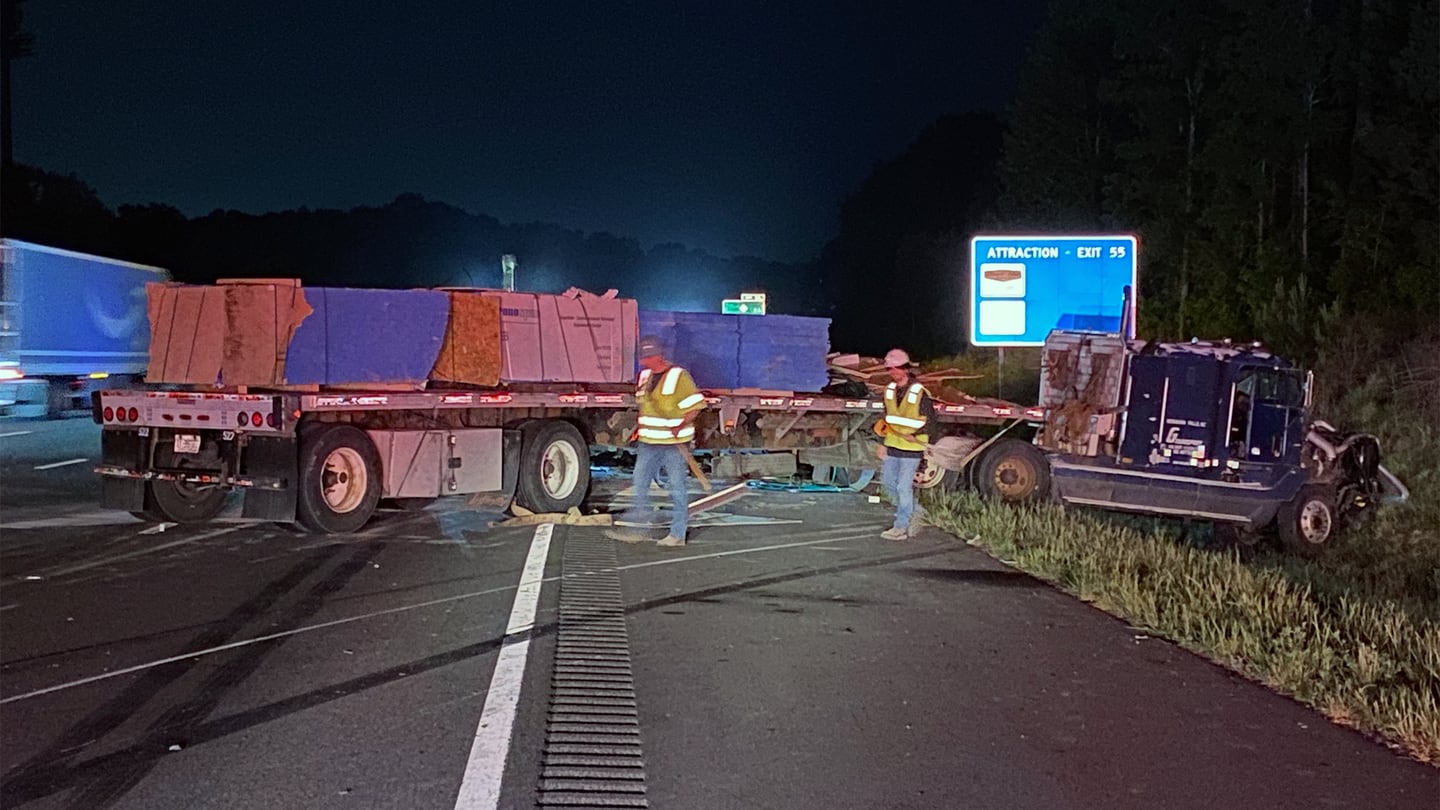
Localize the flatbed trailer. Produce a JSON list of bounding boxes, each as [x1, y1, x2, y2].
[[93, 384, 1038, 532]]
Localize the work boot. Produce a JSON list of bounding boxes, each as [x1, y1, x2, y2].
[[604, 529, 652, 544], [880, 527, 908, 541], [657, 535, 687, 547]]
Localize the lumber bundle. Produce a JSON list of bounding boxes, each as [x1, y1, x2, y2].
[[145, 282, 634, 389]]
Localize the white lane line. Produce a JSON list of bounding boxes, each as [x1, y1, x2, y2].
[[34, 526, 244, 578], [0, 523, 884, 706], [0, 430, 34, 438], [0, 512, 141, 530], [0, 604, 18, 612], [32, 458, 90, 471], [453, 523, 553, 810]]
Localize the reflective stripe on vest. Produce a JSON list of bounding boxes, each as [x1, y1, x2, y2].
[[638, 414, 685, 428], [637, 425, 695, 443], [660, 367, 683, 396]]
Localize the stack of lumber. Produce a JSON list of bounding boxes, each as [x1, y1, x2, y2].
[[637, 311, 831, 392], [145, 281, 633, 389]]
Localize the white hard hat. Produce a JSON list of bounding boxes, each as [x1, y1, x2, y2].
[[883, 348, 911, 368]]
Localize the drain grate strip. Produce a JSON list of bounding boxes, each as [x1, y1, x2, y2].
[[537, 534, 648, 808]]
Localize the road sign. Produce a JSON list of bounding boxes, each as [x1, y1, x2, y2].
[[969, 234, 1137, 347], [740, 292, 766, 304], [722, 298, 765, 315]]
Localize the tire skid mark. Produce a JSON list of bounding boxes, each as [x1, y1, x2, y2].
[[0, 540, 385, 808]]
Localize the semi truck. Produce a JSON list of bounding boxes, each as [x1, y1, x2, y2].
[[0, 240, 167, 417], [90, 278, 1403, 554], [960, 330, 1408, 555]]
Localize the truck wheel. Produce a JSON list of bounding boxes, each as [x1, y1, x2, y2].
[[975, 439, 1051, 502], [515, 420, 590, 514], [147, 480, 227, 524], [913, 457, 960, 491], [1278, 484, 1338, 557], [296, 425, 382, 534]]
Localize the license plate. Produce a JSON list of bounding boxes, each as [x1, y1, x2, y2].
[[174, 434, 201, 454]]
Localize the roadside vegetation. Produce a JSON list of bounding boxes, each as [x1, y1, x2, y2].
[[923, 331, 1440, 763]]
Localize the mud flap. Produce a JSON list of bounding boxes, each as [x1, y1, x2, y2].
[[100, 430, 147, 510], [499, 428, 522, 501], [242, 435, 298, 521]]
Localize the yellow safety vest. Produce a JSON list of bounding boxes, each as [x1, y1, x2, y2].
[[636, 365, 706, 445], [883, 380, 930, 452]]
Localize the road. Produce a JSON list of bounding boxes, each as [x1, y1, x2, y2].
[[1, 419, 1435, 809]]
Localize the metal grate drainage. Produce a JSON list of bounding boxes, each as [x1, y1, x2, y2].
[[537, 534, 649, 808]]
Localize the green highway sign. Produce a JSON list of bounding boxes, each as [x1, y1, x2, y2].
[[721, 298, 765, 315]]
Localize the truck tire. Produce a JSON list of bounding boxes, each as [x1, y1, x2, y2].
[[913, 457, 961, 491], [975, 439, 1051, 503], [146, 480, 227, 524], [515, 420, 590, 514], [296, 424, 383, 534], [1277, 484, 1338, 557]]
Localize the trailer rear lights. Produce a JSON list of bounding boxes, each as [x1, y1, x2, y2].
[[251, 412, 264, 427], [116, 408, 128, 422], [266, 412, 278, 427], [127, 407, 139, 422], [103, 406, 114, 422], [237, 411, 249, 427]]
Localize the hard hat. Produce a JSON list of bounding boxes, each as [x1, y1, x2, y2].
[[883, 348, 911, 368], [638, 335, 665, 359]]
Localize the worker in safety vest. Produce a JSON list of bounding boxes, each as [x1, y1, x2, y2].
[[609, 335, 707, 547], [875, 348, 934, 540]]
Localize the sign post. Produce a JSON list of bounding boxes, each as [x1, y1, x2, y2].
[[969, 235, 1138, 347]]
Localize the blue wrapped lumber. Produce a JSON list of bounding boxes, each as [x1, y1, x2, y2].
[[737, 314, 831, 391], [637, 310, 742, 389], [286, 288, 450, 385], [637, 310, 830, 392]]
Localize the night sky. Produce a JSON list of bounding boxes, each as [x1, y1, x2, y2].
[[14, 1, 1048, 262]]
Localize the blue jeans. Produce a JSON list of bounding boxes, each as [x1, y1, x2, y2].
[[882, 453, 923, 532], [628, 442, 690, 538]]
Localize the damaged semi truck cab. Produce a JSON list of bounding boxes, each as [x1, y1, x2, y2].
[[975, 331, 1406, 555]]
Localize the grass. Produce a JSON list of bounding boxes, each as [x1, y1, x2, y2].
[[921, 490, 1440, 762]]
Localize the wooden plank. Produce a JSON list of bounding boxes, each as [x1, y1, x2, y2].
[[216, 278, 302, 286]]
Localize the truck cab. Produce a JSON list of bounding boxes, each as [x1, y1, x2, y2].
[[984, 331, 1405, 554]]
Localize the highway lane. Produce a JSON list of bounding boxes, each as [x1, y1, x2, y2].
[[1, 434, 1435, 808]]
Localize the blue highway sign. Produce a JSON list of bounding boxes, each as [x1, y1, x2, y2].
[[969, 234, 1138, 347]]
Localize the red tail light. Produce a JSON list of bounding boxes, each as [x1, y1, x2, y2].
[[127, 407, 139, 422], [266, 412, 278, 428], [237, 411, 249, 427], [251, 412, 263, 427], [103, 406, 114, 422]]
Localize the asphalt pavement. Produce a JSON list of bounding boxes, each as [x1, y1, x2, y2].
[[1, 420, 1435, 809]]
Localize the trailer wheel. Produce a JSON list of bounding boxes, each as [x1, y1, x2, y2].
[[147, 480, 227, 524], [1278, 484, 1338, 557], [913, 457, 960, 491], [515, 420, 590, 514], [975, 439, 1051, 503], [296, 425, 382, 534]]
